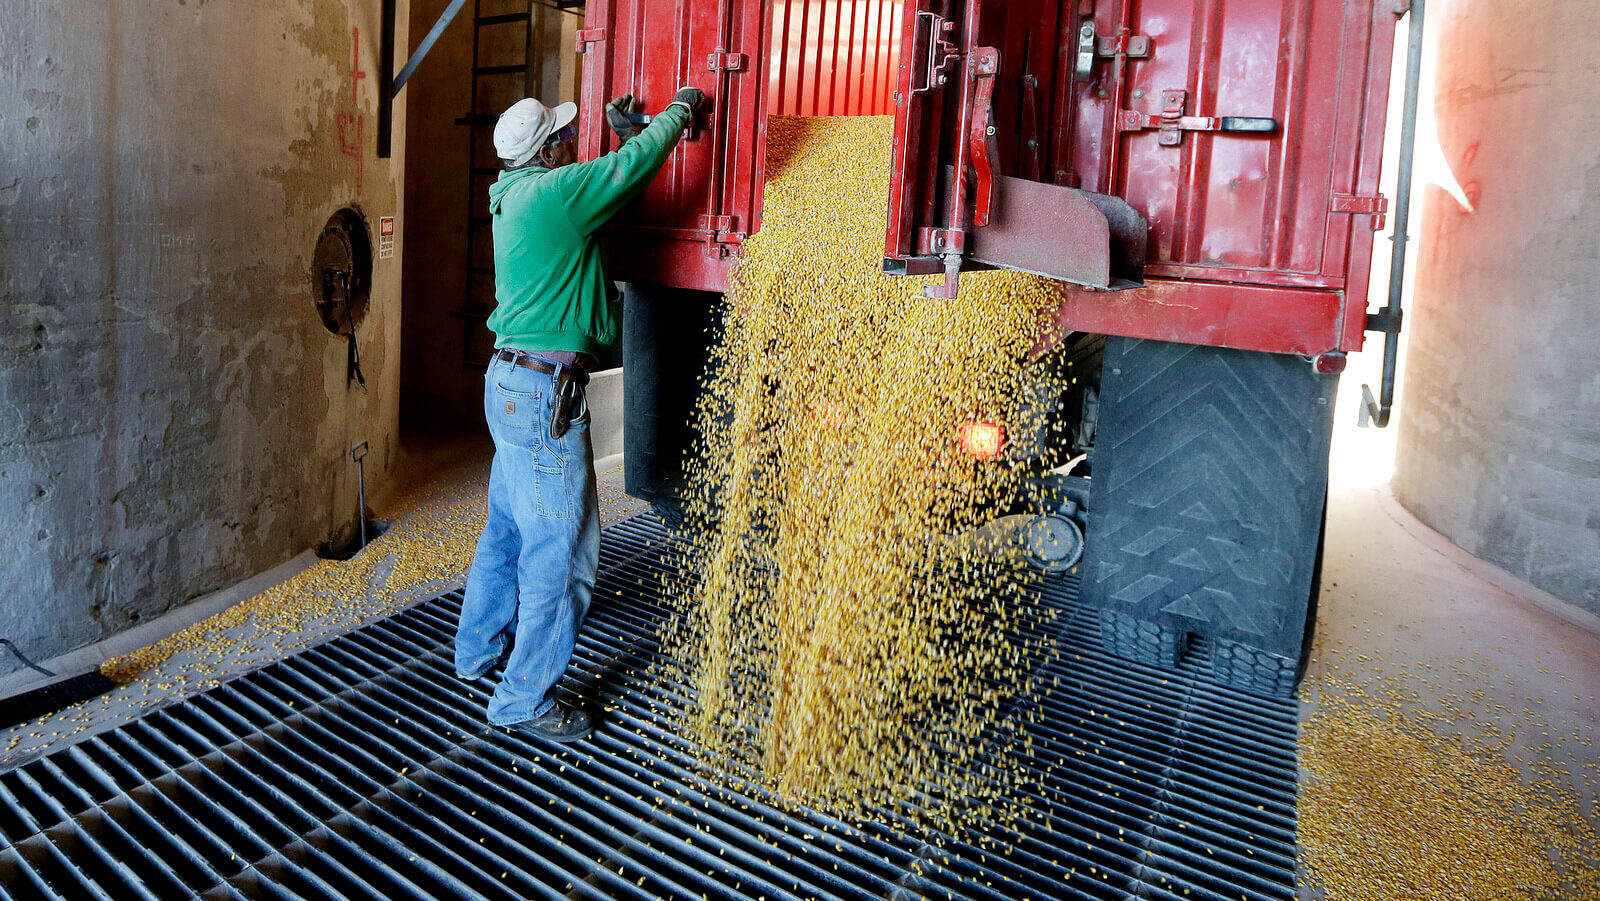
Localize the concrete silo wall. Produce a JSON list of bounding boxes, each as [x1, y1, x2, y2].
[[1395, 0, 1600, 615], [0, 2, 409, 674]]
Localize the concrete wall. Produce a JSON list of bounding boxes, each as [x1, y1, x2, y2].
[[1394, 0, 1600, 614], [401, 0, 578, 428], [0, 1, 408, 675]]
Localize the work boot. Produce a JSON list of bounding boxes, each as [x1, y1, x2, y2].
[[506, 703, 593, 743]]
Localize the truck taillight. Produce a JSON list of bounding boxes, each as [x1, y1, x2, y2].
[[959, 421, 1005, 459], [812, 400, 845, 428], [1313, 351, 1348, 374]]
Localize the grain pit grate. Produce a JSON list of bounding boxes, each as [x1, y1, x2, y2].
[[0, 514, 1299, 900]]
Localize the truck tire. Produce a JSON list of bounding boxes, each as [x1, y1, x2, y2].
[[651, 499, 691, 533], [1082, 338, 1337, 699], [1213, 502, 1327, 696]]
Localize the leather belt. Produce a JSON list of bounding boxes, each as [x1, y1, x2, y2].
[[495, 348, 589, 386]]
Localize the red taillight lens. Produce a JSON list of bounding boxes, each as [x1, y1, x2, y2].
[[959, 421, 1005, 459], [812, 400, 845, 428], [1313, 351, 1348, 375]]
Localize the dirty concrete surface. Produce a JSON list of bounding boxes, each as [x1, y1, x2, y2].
[[0, 432, 644, 771], [0, 1, 412, 678], [1295, 352, 1600, 898], [1393, 0, 1600, 618]]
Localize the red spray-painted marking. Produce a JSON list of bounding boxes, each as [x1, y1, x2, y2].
[[339, 112, 365, 196], [348, 27, 367, 106], [340, 26, 367, 196]]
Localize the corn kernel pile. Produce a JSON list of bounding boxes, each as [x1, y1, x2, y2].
[[1300, 676, 1598, 900], [97, 473, 494, 685], [662, 116, 1062, 827], [91, 465, 642, 691], [2, 459, 641, 761]]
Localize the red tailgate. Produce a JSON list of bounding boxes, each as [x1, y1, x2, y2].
[[887, 0, 1398, 355], [580, 1, 1400, 355]]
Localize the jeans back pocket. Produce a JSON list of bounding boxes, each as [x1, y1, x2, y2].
[[488, 365, 566, 473]]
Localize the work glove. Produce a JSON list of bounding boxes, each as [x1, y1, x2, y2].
[[669, 86, 708, 116], [605, 93, 641, 144]]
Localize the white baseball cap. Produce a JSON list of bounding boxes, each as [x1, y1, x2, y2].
[[493, 98, 579, 166]]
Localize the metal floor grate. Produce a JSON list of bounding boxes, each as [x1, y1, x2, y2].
[[0, 515, 1299, 900]]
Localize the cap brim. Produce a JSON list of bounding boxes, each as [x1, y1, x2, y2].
[[551, 101, 578, 134]]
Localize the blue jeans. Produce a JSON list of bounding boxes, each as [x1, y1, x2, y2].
[[455, 354, 600, 726]]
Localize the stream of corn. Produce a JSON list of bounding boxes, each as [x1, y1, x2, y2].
[[660, 115, 1065, 831]]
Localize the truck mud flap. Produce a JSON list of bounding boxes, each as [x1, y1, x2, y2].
[[0, 514, 1300, 900], [1083, 337, 1337, 698]]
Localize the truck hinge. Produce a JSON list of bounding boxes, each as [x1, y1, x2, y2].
[[575, 27, 606, 54], [1095, 33, 1152, 59], [707, 52, 748, 73], [1365, 311, 1404, 333], [1332, 192, 1390, 230], [699, 215, 746, 258], [917, 227, 967, 257], [1079, 27, 1151, 80], [910, 11, 960, 94]]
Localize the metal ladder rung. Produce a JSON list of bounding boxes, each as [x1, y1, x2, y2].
[[476, 12, 531, 26], [461, 0, 539, 366]]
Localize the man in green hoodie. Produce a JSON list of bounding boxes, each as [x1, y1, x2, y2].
[[455, 88, 705, 743]]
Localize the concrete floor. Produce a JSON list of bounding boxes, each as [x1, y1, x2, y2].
[[1311, 470, 1600, 828], [2, 378, 1596, 895], [1292, 365, 1600, 897], [1316, 369, 1600, 829]]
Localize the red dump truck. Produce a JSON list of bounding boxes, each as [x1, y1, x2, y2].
[[578, 0, 1412, 697]]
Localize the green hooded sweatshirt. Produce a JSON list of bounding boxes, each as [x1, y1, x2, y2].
[[485, 104, 693, 355]]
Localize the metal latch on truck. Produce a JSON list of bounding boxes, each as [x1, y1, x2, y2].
[[892, 2, 1149, 299], [1117, 90, 1279, 147]]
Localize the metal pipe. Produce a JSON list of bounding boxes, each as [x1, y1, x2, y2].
[[931, 0, 985, 297], [946, 0, 984, 228], [351, 441, 371, 550], [1362, 0, 1426, 429], [1100, 1, 1136, 195], [702, 0, 737, 244], [392, 0, 469, 97]]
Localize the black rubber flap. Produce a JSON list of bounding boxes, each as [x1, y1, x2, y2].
[[1085, 337, 1337, 662], [0, 514, 1298, 900], [0, 671, 117, 732]]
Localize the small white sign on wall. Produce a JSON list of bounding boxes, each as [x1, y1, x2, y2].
[[378, 217, 396, 260]]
